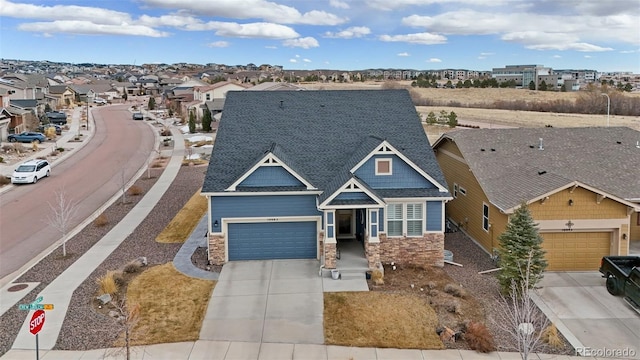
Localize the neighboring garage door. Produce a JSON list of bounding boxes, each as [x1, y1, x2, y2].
[[228, 221, 317, 261], [542, 232, 611, 271]]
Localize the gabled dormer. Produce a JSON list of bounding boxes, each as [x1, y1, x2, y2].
[[318, 176, 385, 209], [226, 144, 316, 191], [351, 140, 449, 192]]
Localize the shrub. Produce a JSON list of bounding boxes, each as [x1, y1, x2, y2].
[[94, 213, 109, 227], [426, 281, 437, 290], [0, 176, 10, 185], [123, 259, 143, 274], [112, 270, 126, 287], [444, 283, 467, 298], [465, 321, 496, 353], [0, 156, 3, 163], [127, 185, 143, 196], [151, 160, 163, 168], [56, 147, 65, 152], [446, 299, 463, 314], [371, 269, 384, 285], [96, 271, 119, 295], [542, 324, 563, 349]]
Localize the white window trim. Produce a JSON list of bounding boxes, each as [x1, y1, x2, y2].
[[375, 158, 393, 175], [453, 183, 458, 198], [482, 203, 490, 232], [385, 202, 424, 237]]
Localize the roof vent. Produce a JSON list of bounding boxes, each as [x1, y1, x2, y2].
[[616, 141, 622, 144], [480, 148, 485, 152], [538, 138, 544, 150], [279, 100, 284, 109], [529, 145, 534, 149], [538, 170, 547, 175], [491, 148, 495, 152]]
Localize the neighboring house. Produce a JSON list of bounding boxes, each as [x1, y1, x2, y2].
[[246, 82, 305, 91], [432, 127, 640, 271], [202, 90, 452, 270], [48, 85, 76, 108]]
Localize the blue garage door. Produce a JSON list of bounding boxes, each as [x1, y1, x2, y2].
[[228, 221, 317, 261]]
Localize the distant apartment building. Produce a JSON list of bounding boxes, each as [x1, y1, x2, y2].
[[492, 64, 553, 88]]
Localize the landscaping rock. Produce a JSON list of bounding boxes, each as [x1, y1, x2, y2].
[[96, 293, 112, 305], [136, 256, 148, 266]]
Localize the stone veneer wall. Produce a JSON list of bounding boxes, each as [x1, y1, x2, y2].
[[365, 240, 380, 269], [209, 234, 226, 265], [379, 233, 444, 268], [324, 242, 337, 269], [318, 231, 324, 260]]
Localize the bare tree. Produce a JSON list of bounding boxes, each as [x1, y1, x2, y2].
[[47, 189, 79, 257], [106, 297, 140, 360], [493, 251, 549, 360]]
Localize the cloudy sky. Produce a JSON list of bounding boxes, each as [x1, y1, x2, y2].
[[1, 0, 638, 72]]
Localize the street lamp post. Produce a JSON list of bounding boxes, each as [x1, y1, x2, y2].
[[601, 93, 610, 127]]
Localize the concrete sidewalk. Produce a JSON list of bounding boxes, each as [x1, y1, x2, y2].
[[0, 340, 623, 360], [10, 126, 185, 351]]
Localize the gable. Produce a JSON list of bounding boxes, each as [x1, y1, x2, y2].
[[238, 166, 305, 188], [354, 154, 436, 189], [319, 177, 385, 209]]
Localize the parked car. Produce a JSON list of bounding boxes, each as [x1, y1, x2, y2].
[[38, 123, 62, 135], [11, 159, 51, 184], [600, 256, 640, 311], [133, 113, 144, 120], [94, 97, 108, 105], [46, 111, 68, 125], [8, 132, 47, 143]]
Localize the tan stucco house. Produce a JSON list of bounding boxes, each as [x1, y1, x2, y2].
[[433, 127, 640, 271]]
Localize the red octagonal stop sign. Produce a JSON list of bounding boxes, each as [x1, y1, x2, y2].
[[29, 310, 45, 335]]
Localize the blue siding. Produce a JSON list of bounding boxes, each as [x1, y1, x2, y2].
[[238, 166, 304, 187], [354, 155, 435, 189], [333, 192, 371, 200], [228, 222, 316, 260], [426, 201, 442, 231], [211, 195, 321, 228]]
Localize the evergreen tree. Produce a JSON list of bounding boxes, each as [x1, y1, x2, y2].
[[188, 110, 196, 134], [202, 106, 212, 132], [447, 111, 458, 128], [123, 92, 128, 102], [528, 81, 536, 90], [539, 81, 548, 91], [426, 111, 437, 125], [497, 202, 547, 294], [148, 97, 156, 110]]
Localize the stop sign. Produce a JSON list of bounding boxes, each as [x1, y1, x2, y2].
[[29, 310, 45, 335]]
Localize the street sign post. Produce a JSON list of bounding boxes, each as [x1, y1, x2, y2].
[[29, 309, 45, 360]]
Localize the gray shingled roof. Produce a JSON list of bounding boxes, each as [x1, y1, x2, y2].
[[440, 127, 640, 211], [202, 90, 450, 200]]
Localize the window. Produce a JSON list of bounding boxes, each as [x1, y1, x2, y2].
[[459, 186, 467, 196], [406, 204, 423, 236], [387, 204, 403, 236], [482, 203, 489, 232], [453, 183, 458, 198], [205, 93, 211, 101], [375, 158, 392, 175], [387, 203, 423, 237]]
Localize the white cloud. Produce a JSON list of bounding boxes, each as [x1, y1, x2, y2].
[[282, 37, 319, 48], [397, 52, 410, 57], [379, 32, 446, 45], [265, 45, 278, 49], [501, 31, 613, 52], [17, 20, 169, 37], [553, 55, 562, 58], [295, 54, 300, 58], [207, 41, 229, 48], [0, 0, 131, 24], [324, 26, 370, 39], [584, 55, 592, 58], [142, 0, 347, 25], [368, 0, 507, 11], [619, 49, 639, 53], [303, 58, 312, 62], [479, 52, 494, 56], [289, 58, 297, 63], [329, 0, 350, 9], [198, 22, 300, 39], [427, 58, 442, 63]]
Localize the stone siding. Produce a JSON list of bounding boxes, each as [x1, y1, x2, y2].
[[208, 234, 226, 265], [324, 242, 337, 269], [379, 233, 444, 268], [365, 240, 380, 269]]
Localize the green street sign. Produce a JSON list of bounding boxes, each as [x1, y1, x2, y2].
[[18, 304, 44, 311], [33, 296, 43, 304]]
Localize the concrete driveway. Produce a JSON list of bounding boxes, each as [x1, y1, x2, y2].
[[532, 272, 640, 359], [199, 260, 324, 344]]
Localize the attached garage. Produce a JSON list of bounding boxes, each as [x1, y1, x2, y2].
[[542, 232, 611, 271], [228, 221, 317, 261]]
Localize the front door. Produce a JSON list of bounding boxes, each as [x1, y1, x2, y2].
[[337, 210, 354, 239]]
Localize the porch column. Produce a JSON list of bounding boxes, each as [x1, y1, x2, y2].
[[324, 210, 337, 269], [365, 208, 381, 269]]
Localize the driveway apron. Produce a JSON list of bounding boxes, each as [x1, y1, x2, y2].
[[532, 272, 640, 359], [199, 260, 324, 344]]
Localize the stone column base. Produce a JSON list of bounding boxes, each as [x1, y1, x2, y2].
[[324, 241, 337, 269], [208, 233, 226, 266]]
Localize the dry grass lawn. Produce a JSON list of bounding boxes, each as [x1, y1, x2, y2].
[[124, 262, 215, 345], [155, 188, 208, 243], [324, 292, 444, 350]]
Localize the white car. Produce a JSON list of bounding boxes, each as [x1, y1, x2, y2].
[[93, 98, 108, 105], [11, 159, 51, 184]]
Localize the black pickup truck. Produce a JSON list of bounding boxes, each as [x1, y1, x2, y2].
[[599, 256, 640, 311]]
